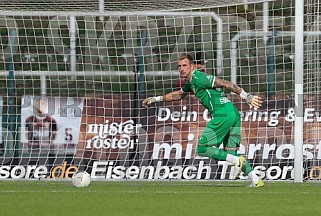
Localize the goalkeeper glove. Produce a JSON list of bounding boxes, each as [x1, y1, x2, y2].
[[240, 89, 262, 109], [142, 96, 163, 107]]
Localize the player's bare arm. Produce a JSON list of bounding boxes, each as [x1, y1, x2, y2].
[[214, 77, 243, 94], [214, 77, 263, 109], [142, 90, 186, 107], [163, 90, 186, 101]]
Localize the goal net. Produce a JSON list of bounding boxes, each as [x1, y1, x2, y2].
[[0, 0, 317, 181]]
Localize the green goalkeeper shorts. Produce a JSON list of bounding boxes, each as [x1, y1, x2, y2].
[[198, 108, 241, 149]]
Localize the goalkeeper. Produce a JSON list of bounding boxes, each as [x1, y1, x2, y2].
[[142, 53, 264, 187]]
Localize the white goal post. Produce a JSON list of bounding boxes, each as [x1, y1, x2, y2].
[[0, 0, 318, 183], [294, 0, 304, 183]]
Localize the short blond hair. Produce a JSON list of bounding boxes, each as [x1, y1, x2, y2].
[[179, 53, 194, 64]]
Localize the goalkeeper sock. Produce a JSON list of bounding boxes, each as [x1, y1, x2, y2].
[[225, 149, 254, 175], [242, 162, 254, 176], [248, 171, 260, 184], [226, 154, 239, 165]]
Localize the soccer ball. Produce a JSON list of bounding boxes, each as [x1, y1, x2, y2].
[[72, 171, 91, 188]]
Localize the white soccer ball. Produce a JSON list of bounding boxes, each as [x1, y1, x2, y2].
[[72, 171, 91, 188]]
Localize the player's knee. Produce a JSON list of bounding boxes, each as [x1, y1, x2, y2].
[[196, 145, 207, 155]]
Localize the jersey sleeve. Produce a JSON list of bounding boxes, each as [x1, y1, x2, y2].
[[181, 81, 192, 93]]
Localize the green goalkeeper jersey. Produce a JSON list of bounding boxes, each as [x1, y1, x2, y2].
[[181, 70, 236, 116]]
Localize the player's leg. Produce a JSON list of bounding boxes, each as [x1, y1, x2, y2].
[[196, 118, 241, 166], [225, 117, 264, 187], [197, 134, 228, 160], [220, 118, 246, 179]]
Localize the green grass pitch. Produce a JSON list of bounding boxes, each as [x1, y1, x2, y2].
[[0, 180, 320, 216]]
